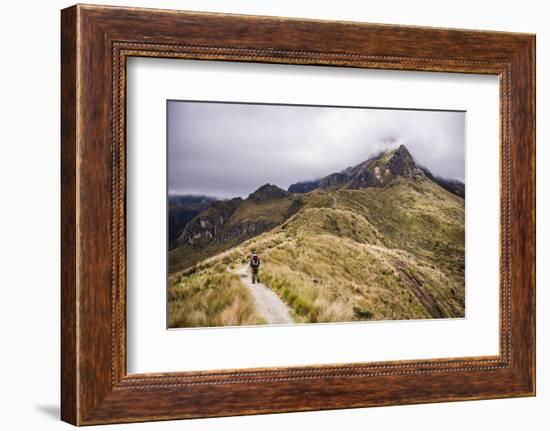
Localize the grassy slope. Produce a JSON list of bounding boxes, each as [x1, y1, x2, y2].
[[168, 268, 265, 328], [168, 178, 465, 326]]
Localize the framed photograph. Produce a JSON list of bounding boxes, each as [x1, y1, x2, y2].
[[61, 4, 535, 425], [165, 100, 466, 328]]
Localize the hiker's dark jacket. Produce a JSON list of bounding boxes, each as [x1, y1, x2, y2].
[[250, 256, 260, 270]]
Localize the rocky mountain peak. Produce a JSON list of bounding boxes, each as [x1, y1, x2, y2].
[[248, 183, 290, 203], [287, 145, 443, 193], [395, 143, 412, 158], [383, 144, 422, 178], [341, 144, 424, 189]]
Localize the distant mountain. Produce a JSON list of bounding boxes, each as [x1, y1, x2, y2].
[[288, 179, 320, 193], [419, 166, 465, 198], [247, 183, 291, 203], [168, 195, 216, 249], [288, 144, 464, 198], [177, 197, 244, 246], [170, 184, 303, 270]]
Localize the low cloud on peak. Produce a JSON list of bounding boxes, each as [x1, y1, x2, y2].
[[168, 101, 465, 198]]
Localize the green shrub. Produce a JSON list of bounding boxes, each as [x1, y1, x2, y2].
[[353, 307, 374, 320]]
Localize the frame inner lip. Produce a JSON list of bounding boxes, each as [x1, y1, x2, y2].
[[114, 43, 512, 384]]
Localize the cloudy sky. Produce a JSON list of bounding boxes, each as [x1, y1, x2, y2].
[[168, 101, 465, 199]]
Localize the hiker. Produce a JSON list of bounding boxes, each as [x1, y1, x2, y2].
[[250, 251, 261, 284]]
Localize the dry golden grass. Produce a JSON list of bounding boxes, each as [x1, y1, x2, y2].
[[257, 234, 463, 322], [168, 269, 265, 328]]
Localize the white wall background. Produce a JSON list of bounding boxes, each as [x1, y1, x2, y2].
[[0, 0, 546, 429]]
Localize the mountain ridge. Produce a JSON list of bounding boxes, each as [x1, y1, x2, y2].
[[169, 145, 464, 274], [288, 144, 464, 198]]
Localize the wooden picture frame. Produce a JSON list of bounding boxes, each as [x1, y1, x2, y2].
[[61, 4, 535, 425]]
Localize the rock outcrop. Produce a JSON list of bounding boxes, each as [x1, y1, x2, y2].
[[168, 195, 216, 249], [179, 197, 243, 245]]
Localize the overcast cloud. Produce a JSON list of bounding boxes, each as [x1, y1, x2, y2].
[[168, 101, 465, 199]]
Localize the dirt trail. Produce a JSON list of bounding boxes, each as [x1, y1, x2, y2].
[[328, 192, 338, 207], [232, 265, 294, 325]]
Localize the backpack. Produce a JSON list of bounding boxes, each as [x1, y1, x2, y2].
[[251, 256, 260, 268]]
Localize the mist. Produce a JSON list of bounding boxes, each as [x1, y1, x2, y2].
[[168, 101, 465, 199]]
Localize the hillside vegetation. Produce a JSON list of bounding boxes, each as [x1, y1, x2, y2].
[[168, 268, 265, 328], [168, 145, 465, 327]]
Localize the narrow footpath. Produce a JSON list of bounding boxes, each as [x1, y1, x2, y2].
[[232, 265, 294, 325]]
